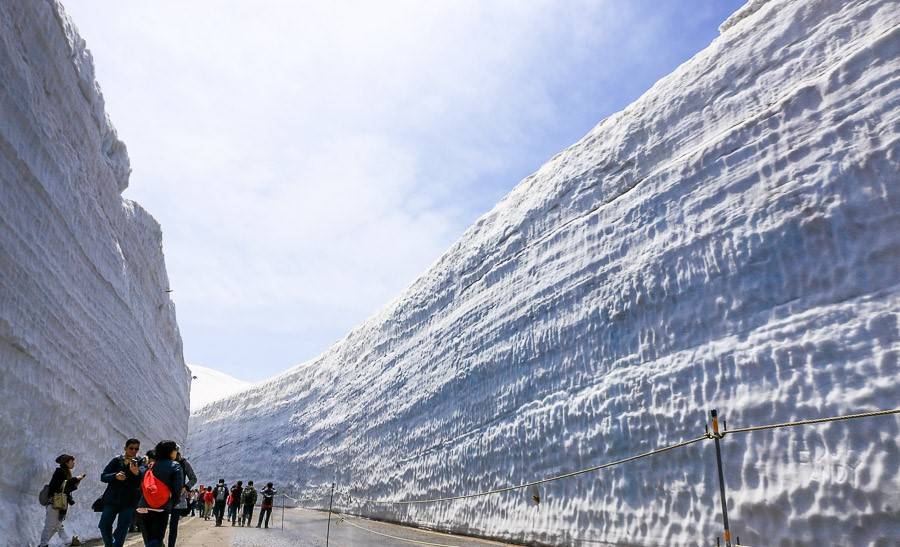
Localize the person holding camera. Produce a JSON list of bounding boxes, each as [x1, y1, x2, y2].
[[98, 438, 144, 547], [256, 483, 277, 529], [38, 454, 85, 547]]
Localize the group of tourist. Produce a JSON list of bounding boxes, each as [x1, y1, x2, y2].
[[194, 478, 278, 528], [37, 438, 278, 547]]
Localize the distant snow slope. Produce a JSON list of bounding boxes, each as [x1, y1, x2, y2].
[[188, 1, 900, 545], [0, 0, 188, 543], [189, 364, 251, 411]]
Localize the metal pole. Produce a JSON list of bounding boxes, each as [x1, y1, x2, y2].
[[326, 482, 335, 547], [281, 493, 285, 531], [710, 409, 732, 547]]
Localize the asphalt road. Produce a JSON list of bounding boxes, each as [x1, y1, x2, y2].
[[86, 509, 515, 547]]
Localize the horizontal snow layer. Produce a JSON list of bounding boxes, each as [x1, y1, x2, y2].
[[0, 0, 189, 543], [188, 0, 900, 545]]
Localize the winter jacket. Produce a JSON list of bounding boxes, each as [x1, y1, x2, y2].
[[241, 486, 257, 507], [229, 485, 243, 506], [48, 467, 81, 512], [100, 455, 144, 507], [203, 490, 214, 504], [177, 456, 198, 490], [138, 459, 184, 512], [260, 487, 276, 509]]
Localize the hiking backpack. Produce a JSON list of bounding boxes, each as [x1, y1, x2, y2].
[[141, 467, 172, 509]]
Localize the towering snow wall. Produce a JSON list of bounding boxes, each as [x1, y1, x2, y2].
[[0, 1, 189, 542], [188, 0, 900, 544]]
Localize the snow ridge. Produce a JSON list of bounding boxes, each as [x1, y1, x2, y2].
[[719, 0, 773, 34], [189, 364, 252, 412], [189, 0, 899, 545], [0, 1, 188, 542]]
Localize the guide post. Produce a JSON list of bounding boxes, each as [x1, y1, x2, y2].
[[326, 482, 336, 547], [710, 409, 732, 547]]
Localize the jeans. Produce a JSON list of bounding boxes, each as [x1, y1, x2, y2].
[[241, 504, 254, 526], [98, 504, 135, 547], [168, 511, 181, 547], [257, 506, 272, 528], [142, 510, 169, 547], [213, 501, 226, 526], [228, 503, 239, 524], [133, 512, 150, 545]]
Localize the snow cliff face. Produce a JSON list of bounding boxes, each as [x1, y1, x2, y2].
[[0, 1, 189, 542], [188, 0, 900, 545]]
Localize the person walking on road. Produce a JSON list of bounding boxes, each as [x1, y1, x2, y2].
[[38, 454, 85, 547], [240, 480, 257, 526], [167, 446, 197, 547], [256, 482, 276, 529], [98, 438, 144, 547], [203, 486, 214, 520], [133, 450, 156, 545], [136, 440, 184, 547], [228, 480, 243, 526], [189, 488, 199, 516], [212, 479, 229, 526]]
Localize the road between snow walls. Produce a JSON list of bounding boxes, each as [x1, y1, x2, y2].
[[188, 0, 900, 545], [0, 1, 190, 543]]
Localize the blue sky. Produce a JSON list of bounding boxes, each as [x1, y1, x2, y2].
[[64, 0, 745, 382]]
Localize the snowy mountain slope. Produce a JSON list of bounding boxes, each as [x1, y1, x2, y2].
[[188, 0, 900, 545], [188, 364, 252, 411], [0, 1, 189, 543]]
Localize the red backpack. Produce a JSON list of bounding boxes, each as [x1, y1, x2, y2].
[[141, 467, 172, 509]]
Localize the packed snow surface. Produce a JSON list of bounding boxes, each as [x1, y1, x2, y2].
[[0, 0, 188, 543], [189, 364, 252, 412], [189, 0, 900, 545]]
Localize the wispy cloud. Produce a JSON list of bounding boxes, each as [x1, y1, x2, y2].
[[64, 0, 743, 380]]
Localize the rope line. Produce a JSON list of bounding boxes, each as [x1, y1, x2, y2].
[[360, 435, 708, 505], [724, 408, 900, 435], [356, 407, 900, 506], [338, 513, 482, 547]]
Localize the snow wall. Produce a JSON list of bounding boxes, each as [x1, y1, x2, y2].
[[188, 0, 900, 545], [0, 1, 189, 543]]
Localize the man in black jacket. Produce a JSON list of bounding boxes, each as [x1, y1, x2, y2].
[[228, 481, 243, 525], [98, 438, 144, 547], [212, 480, 229, 527]]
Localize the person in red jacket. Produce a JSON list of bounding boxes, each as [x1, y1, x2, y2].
[[202, 487, 214, 520]]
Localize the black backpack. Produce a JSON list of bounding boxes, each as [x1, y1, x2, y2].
[[215, 485, 227, 501], [38, 484, 50, 506]]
